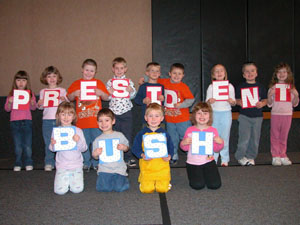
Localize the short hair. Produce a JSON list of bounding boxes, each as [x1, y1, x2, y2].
[[211, 64, 228, 81], [145, 103, 164, 116], [146, 62, 160, 71], [97, 108, 115, 121], [82, 58, 97, 70], [112, 57, 127, 67], [170, 63, 185, 72], [9, 70, 33, 97], [40, 66, 63, 85], [55, 102, 77, 126], [269, 62, 294, 88], [190, 102, 213, 126], [242, 62, 257, 73]]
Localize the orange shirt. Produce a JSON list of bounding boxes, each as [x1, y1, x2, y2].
[[67, 78, 109, 129], [158, 78, 194, 123]]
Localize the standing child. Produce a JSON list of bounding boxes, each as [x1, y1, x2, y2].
[[49, 102, 87, 195], [235, 62, 267, 166], [206, 64, 235, 166], [92, 108, 130, 192], [67, 58, 109, 171], [180, 102, 224, 190], [5, 71, 36, 171], [106, 57, 136, 167], [158, 63, 195, 164], [37, 66, 68, 171], [132, 103, 174, 193], [267, 63, 299, 166]]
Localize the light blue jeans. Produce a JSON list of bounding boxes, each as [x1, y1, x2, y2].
[[96, 172, 129, 192], [82, 128, 102, 167], [54, 168, 84, 195], [42, 119, 56, 167], [166, 121, 191, 160], [212, 111, 232, 164]]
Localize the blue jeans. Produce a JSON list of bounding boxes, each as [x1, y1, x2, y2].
[[10, 120, 33, 167], [96, 172, 129, 192], [83, 128, 102, 167], [166, 121, 191, 160], [42, 119, 56, 167]]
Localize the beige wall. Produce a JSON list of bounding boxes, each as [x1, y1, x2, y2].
[[0, 0, 152, 96]]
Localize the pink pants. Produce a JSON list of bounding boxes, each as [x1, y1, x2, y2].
[[270, 115, 292, 158]]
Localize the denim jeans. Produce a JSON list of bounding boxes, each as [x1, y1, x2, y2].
[[166, 121, 191, 160], [10, 120, 33, 167], [42, 119, 56, 167], [54, 168, 84, 195], [96, 172, 129, 192], [82, 128, 102, 167]]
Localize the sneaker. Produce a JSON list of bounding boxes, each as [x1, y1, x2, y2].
[[170, 159, 178, 165], [83, 165, 90, 172], [221, 162, 228, 167], [93, 165, 98, 171], [272, 157, 282, 166], [44, 164, 54, 171], [126, 159, 137, 167], [13, 166, 21, 172], [25, 165, 33, 171], [247, 159, 255, 166], [281, 157, 292, 166], [238, 157, 249, 166]]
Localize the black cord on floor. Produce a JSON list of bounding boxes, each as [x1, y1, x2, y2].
[[159, 193, 171, 225]]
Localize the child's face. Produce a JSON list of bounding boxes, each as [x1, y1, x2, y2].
[[46, 73, 58, 87], [213, 65, 226, 80], [97, 115, 115, 133], [15, 79, 27, 90], [144, 110, 164, 129], [82, 64, 97, 80], [112, 63, 127, 78], [195, 109, 210, 126], [59, 110, 75, 126], [146, 66, 161, 81], [169, 68, 184, 83], [276, 68, 288, 83], [243, 65, 257, 83]]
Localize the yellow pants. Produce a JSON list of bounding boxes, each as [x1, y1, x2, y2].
[[140, 180, 171, 193]]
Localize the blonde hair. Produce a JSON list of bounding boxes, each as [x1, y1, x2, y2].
[[40, 66, 63, 85], [112, 57, 127, 67], [145, 103, 164, 116], [211, 64, 228, 81], [146, 62, 160, 71], [269, 62, 294, 88], [55, 102, 77, 126], [9, 70, 33, 97], [191, 102, 213, 126]]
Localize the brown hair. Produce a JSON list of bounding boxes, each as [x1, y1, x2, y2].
[[9, 70, 33, 97], [55, 102, 77, 126], [170, 63, 184, 73], [97, 108, 115, 121], [242, 62, 257, 73], [146, 62, 160, 71], [40, 66, 63, 85], [269, 62, 294, 88], [145, 103, 164, 116], [112, 57, 127, 67], [191, 102, 213, 126], [82, 58, 97, 70], [211, 64, 228, 81]]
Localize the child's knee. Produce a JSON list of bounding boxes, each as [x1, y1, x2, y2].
[[155, 180, 171, 193], [54, 186, 69, 195], [70, 185, 84, 194], [189, 181, 205, 190], [207, 182, 221, 190], [140, 181, 155, 193]]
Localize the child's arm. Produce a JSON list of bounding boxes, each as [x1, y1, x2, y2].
[[132, 132, 144, 158], [134, 86, 145, 106], [256, 99, 267, 109], [128, 79, 137, 99], [92, 148, 103, 159], [67, 90, 81, 101], [30, 94, 37, 111], [180, 128, 192, 151], [175, 98, 194, 109], [267, 87, 275, 106], [117, 144, 129, 152], [291, 88, 299, 107], [213, 130, 224, 153], [74, 128, 88, 152], [4, 96, 13, 112], [95, 89, 109, 101]]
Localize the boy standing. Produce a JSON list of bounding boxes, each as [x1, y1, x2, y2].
[[132, 103, 174, 193], [235, 62, 267, 166]]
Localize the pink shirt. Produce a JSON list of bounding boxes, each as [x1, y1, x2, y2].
[[180, 126, 224, 165], [4, 94, 36, 121]]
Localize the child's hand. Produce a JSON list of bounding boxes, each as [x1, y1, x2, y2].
[[143, 97, 151, 105], [268, 88, 276, 98], [60, 96, 67, 101], [117, 144, 128, 152], [51, 138, 56, 145], [181, 137, 192, 146], [37, 99, 43, 106], [214, 136, 223, 144], [158, 95, 164, 101], [162, 154, 171, 162], [30, 98, 35, 106], [174, 103, 181, 108], [138, 77, 145, 85], [73, 134, 80, 142], [73, 90, 81, 98], [290, 88, 299, 97], [126, 85, 134, 93], [256, 101, 265, 108], [95, 88, 105, 97], [235, 99, 242, 106], [141, 153, 152, 161], [207, 98, 216, 104], [95, 148, 103, 156], [108, 88, 114, 95], [8, 96, 13, 104], [228, 98, 236, 106]]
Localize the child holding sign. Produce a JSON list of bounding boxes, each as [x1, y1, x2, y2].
[[37, 66, 68, 171], [5, 71, 36, 171], [92, 108, 130, 192], [180, 102, 224, 190], [235, 62, 267, 166], [106, 57, 136, 167], [67, 59, 109, 171], [206, 64, 235, 166], [49, 102, 87, 195], [267, 63, 299, 166], [132, 103, 174, 193]]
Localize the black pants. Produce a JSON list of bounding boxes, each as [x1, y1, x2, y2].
[[186, 160, 221, 190]]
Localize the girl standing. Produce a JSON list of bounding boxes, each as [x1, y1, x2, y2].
[[4, 71, 36, 171]]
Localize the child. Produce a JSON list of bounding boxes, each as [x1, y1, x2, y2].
[[206, 64, 235, 166], [5, 71, 36, 171], [106, 57, 136, 167], [132, 103, 174, 193], [134, 62, 165, 125], [180, 102, 224, 190], [49, 102, 87, 195], [158, 63, 195, 164], [92, 108, 130, 192], [267, 63, 299, 166], [235, 62, 267, 166], [67, 58, 109, 171], [37, 66, 68, 171]]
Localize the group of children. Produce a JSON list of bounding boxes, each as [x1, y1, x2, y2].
[[4, 57, 298, 195]]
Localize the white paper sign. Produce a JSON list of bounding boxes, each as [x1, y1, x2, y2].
[[143, 133, 168, 159], [80, 81, 97, 100], [164, 89, 178, 108], [212, 80, 229, 101], [111, 79, 129, 98], [146, 86, 162, 105], [98, 138, 122, 164], [43, 90, 60, 107], [191, 131, 213, 155], [53, 126, 77, 151], [241, 87, 259, 108], [13, 90, 30, 110]]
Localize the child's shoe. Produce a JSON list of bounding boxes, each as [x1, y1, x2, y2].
[[280, 157, 292, 166], [238, 157, 248, 166], [272, 157, 282, 166], [126, 159, 137, 167], [83, 165, 90, 172], [25, 165, 33, 171], [221, 162, 228, 167], [44, 164, 54, 171], [13, 166, 21, 172], [247, 159, 255, 166]]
